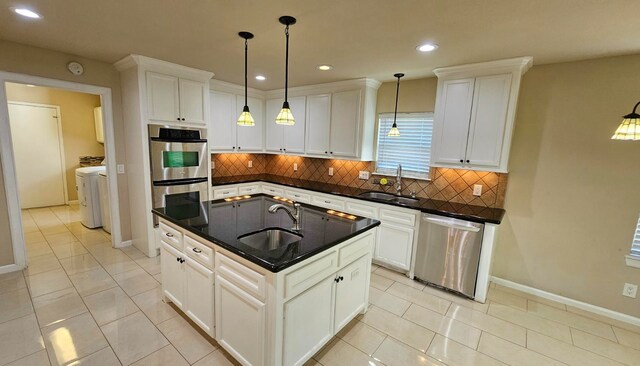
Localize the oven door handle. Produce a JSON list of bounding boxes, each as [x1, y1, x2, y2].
[[150, 137, 208, 143], [153, 177, 209, 186]]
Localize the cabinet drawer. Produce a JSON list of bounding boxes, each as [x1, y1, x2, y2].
[[159, 222, 183, 250], [345, 201, 378, 219], [312, 195, 345, 211], [262, 184, 284, 196], [216, 253, 266, 301], [379, 208, 417, 226], [284, 190, 311, 204], [238, 184, 260, 195], [338, 232, 374, 267], [284, 250, 338, 300], [213, 187, 239, 199], [184, 235, 214, 270]]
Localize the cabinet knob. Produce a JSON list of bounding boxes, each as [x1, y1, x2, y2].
[[176, 118, 180, 121], [283, 148, 286, 152], [459, 159, 464, 163], [232, 147, 236, 150], [181, 118, 185, 121], [330, 152, 333, 154], [334, 277, 340, 283], [466, 160, 470, 163], [238, 147, 241, 150], [280, 148, 283, 151], [325, 151, 328, 154]]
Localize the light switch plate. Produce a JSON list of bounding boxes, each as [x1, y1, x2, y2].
[[623, 283, 638, 298], [359, 171, 370, 180], [117, 164, 125, 174], [473, 184, 483, 196], [293, 163, 298, 171], [248, 160, 253, 168], [328, 167, 334, 176]]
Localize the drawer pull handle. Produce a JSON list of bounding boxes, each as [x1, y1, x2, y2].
[[165, 233, 174, 238], [223, 191, 229, 194], [192, 248, 202, 254], [294, 194, 300, 197], [325, 200, 331, 204]]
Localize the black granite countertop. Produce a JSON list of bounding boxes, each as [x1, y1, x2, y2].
[[152, 194, 380, 272], [211, 174, 505, 224]]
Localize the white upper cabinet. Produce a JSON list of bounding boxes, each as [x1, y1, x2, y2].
[[209, 91, 237, 151], [146, 72, 207, 124], [431, 57, 533, 173], [329, 89, 361, 158], [266, 96, 306, 154], [236, 95, 264, 152], [305, 94, 332, 156]]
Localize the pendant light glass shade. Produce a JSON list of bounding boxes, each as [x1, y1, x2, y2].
[[276, 16, 296, 125], [237, 31, 255, 126], [612, 101, 640, 140], [388, 73, 404, 137]]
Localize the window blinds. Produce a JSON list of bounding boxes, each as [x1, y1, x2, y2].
[[631, 214, 640, 258], [376, 113, 433, 179]]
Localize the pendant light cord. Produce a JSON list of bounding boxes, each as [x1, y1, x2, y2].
[[393, 75, 401, 125], [244, 38, 248, 107], [284, 24, 290, 103]]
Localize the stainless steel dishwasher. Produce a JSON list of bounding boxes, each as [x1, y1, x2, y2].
[[414, 214, 484, 299]]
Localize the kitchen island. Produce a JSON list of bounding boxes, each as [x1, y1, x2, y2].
[[152, 194, 380, 366]]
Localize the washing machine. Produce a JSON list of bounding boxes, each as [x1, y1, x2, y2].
[[98, 170, 111, 233], [75, 166, 106, 228]]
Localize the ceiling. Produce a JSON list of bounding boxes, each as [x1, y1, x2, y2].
[[1, 0, 639, 90]]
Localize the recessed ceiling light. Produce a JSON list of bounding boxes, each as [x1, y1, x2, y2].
[[416, 43, 438, 52], [26, 84, 35, 87], [255, 75, 266, 81], [11, 7, 42, 19], [317, 65, 333, 71]]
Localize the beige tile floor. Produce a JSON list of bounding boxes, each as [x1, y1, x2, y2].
[[1, 205, 640, 365]]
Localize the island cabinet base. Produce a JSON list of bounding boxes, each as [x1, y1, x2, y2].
[[157, 218, 375, 366]]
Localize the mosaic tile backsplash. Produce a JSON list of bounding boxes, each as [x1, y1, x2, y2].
[[212, 154, 508, 208]]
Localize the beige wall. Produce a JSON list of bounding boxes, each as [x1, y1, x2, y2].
[[0, 40, 132, 256], [492, 54, 640, 318], [6, 83, 104, 201], [0, 153, 14, 266], [376, 77, 438, 115]]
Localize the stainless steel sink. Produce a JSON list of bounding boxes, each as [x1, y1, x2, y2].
[[358, 192, 397, 201], [390, 196, 419, 205], [238, 228, 302, 251]]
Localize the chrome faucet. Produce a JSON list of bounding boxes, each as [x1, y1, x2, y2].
[[268, 202, 301, 231], [395, 164, 403, 196]]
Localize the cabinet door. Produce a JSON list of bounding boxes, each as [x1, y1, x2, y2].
[[283, 96, 307, 154], [185, 257, 214, 335], [179, 78, 206, 124], [375, 223, 414, 270], [283, 276, 334, 366], [215, 275, 266, 366], [146, 72, 180, 123], [265, 98, 284, 152], [330, 90, 361, 158], [334, 255, 369, 332], [236, 95, 264, 151], [160, 242, 185, 308], [465, 74, 512, 168], [209, 91, 236, 151], [305, 94, 331, 156], [432, 78, 475, 165]]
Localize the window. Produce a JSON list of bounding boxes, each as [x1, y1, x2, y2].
[[631, 214, 640, 258], [375, 112, 433, 179]]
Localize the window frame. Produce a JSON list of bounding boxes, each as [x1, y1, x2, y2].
[[626, 214, 640, 269]]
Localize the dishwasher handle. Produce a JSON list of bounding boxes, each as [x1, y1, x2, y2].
[[424, 216, 481, 232]]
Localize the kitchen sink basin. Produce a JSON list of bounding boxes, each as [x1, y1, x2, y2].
[[238, 228, 302, 251], [390, 196, 419, 205], [358, 191, 419, 206]]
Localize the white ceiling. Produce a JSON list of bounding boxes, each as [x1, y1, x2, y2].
[[1, 0, 639, 90]]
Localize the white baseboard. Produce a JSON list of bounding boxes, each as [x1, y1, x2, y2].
[[66, 200, 79, 205], [116, 240, 132, 249], [0, 264, 23, 275], [491, 276, 640, 327]]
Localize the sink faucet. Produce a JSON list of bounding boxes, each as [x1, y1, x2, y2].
[[268, 202, 301, 231], [395, 164, 402, 196]]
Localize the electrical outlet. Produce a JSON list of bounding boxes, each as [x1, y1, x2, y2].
[[293, 163, 298, 171], [117, 164, 125, 174], [248, 160, 253, 168], [473, 184, 483, 196], [211, 161, 215, 169], [328, 167, 334, 176], [359, 171, 370, 180], [623, 283, 638, 298]]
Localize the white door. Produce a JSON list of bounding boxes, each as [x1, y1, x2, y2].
[[283, 96, 307, 154], [334, 255, 369, 332], [8, 103, 66, 209], [236, 95, 264, 151], [432, 78, 475, 165], [146, 72, 180, 123], [185, 257, 214, 335], [265, 98, 284, 152], [305, 94, 331, 156], [375, 223, 414, 270], [179, 78, 206, 124], [160, 242, 186, 308], [330, 90, 361, 158], [465, 74, 512, 168], [283, 276, 334, 366], [209, 91, 237, 151]]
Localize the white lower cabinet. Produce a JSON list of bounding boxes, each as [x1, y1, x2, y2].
[[160, 242, 185, 308], [375, 222, 414, 270], [333, 255, 369, 331], [215, 275, 266, 366], [185, 257, 214, 335]]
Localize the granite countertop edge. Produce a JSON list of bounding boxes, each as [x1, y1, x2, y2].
[[211, 174, 505, 225]]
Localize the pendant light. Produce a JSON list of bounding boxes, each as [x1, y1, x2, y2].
[[388, 73, 404, 137], [611, 100, 640, 140], [276, 16, 296, 125], [237, 31, 255, 126]]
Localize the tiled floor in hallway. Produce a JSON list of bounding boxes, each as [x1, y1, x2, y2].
[[1, 205, 640, 365]]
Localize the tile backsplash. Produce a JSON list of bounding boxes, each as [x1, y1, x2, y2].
[[212, 154, 507, 208]]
